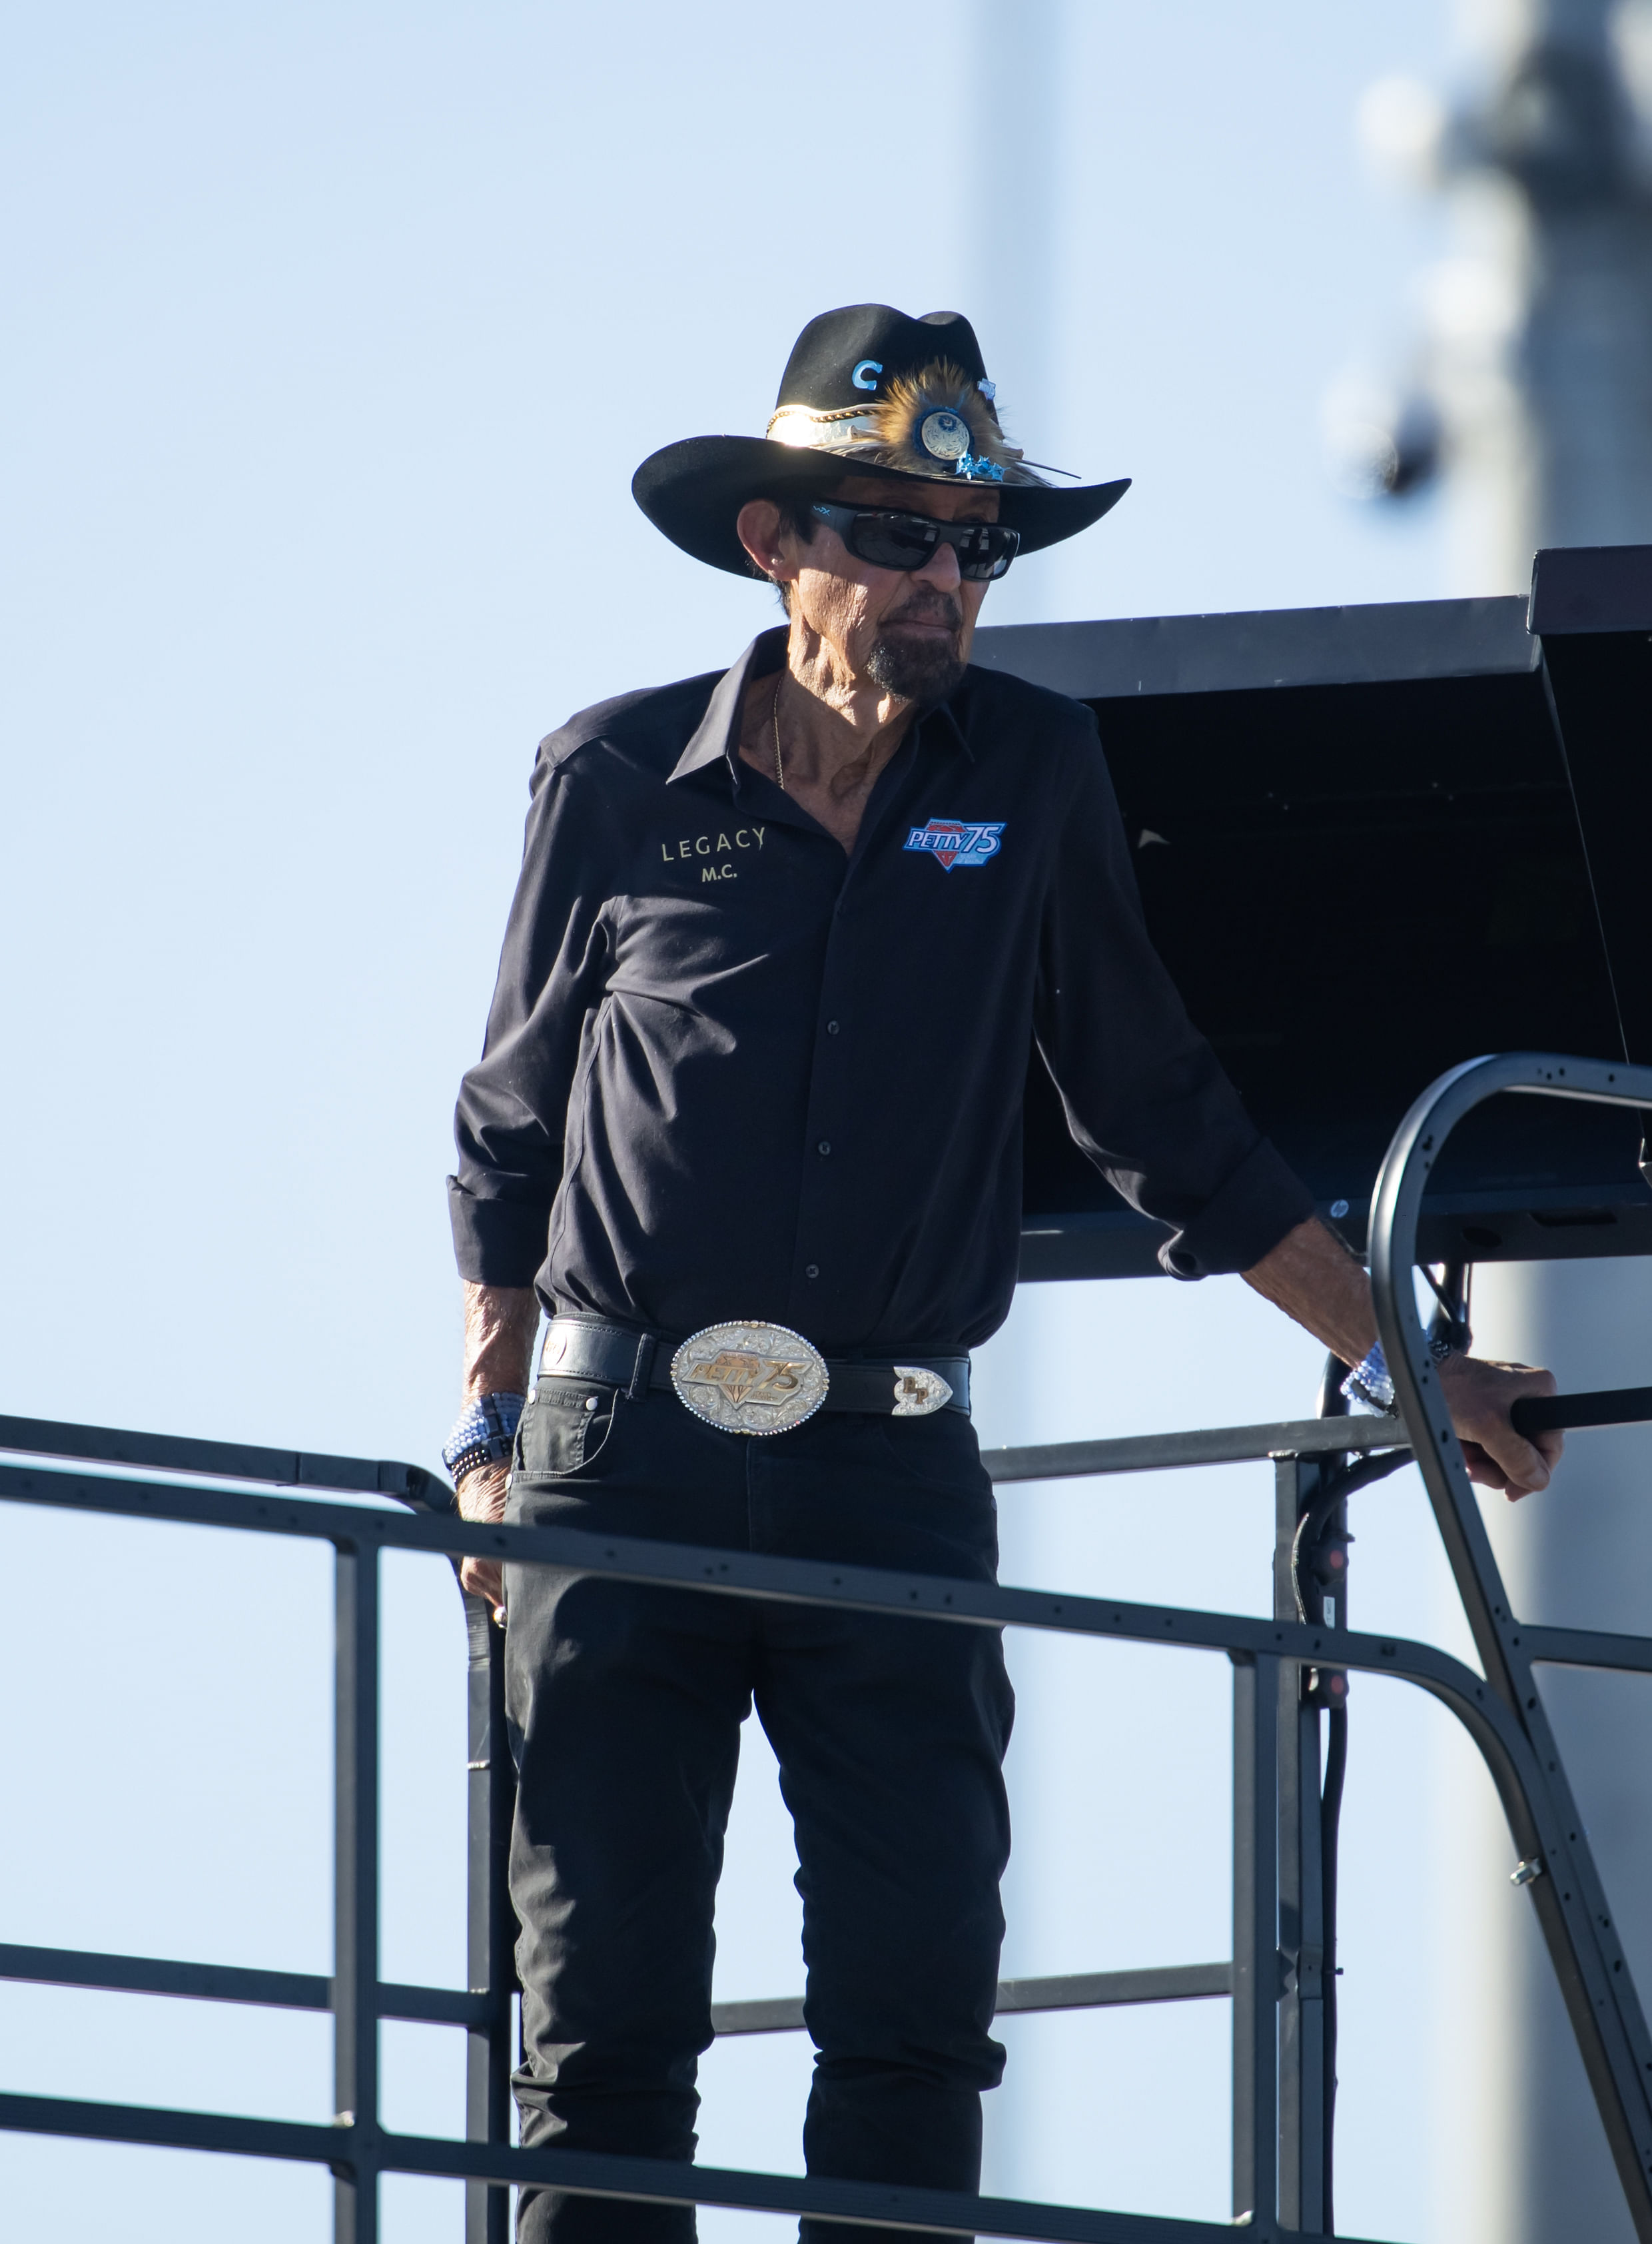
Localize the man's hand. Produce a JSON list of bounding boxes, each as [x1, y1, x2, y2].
[[1244, 1215, 1565, 1500], [452, 1281, 540, 1627], [457, 1459, 510, 1622], [1437, 1352, 1561, 1498]]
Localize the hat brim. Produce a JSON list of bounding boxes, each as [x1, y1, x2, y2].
[[631, 436, 1130, 578]]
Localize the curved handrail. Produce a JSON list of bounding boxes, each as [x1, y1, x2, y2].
[[0, 1409, 453, 1511], [1368, 1050, 1652, 2239]]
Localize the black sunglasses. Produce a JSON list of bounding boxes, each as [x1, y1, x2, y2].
[[809, 500, 1020, 582]]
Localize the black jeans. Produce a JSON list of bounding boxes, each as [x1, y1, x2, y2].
[[503, 1378, 1016, 2244]]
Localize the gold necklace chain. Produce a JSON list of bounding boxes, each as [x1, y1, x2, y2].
[[771, 677, 786, 794]]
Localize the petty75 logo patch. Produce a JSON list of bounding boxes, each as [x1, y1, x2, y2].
[[903, 819, 1006, 871]]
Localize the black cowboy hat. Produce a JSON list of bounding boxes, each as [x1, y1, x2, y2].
[[632, 304, 1130, 578]]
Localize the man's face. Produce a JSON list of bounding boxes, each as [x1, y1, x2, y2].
[[745, 475, 1001, 704]]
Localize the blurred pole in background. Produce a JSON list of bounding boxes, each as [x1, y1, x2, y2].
[[1422, 0, 1652, 582], [1354, 5, 1652, 2238], [963, 0, 1093, 2201], [967, 0, 1069, 628]]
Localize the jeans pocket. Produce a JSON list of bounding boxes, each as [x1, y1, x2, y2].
[[516, 1379, 620, 1480]]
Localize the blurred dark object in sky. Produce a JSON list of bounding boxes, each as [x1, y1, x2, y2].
[[1322, 371, 1442, 501]]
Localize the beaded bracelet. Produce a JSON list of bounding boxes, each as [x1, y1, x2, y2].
[[442, 1391, 526, 1482], [1342, 1336, 1457, 1414]]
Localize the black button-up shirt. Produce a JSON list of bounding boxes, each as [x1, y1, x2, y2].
[[448, 628, 1311, 1354]]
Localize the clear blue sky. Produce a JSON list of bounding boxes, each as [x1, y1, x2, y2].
[[0, 5, 1482, 2239]]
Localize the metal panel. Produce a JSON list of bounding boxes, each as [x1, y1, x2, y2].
[[1529, 543, 1652, 635], [1535, 615, 1652, 1067], [987, 584, 1646, 1285], [973, 596, 1535, 702]]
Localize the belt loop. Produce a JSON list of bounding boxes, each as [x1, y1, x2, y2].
[[628, 1333, 656, 1402]]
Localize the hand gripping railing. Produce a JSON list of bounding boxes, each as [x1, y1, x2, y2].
[[1368, 1051, 1652, 2241]]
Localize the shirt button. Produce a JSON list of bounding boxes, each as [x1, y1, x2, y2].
[[825, 1020, 840, 1035], [817, 1141, 831, 1155], [805, 1263, 820, 1279]]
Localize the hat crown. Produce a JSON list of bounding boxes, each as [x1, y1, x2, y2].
[[775, 304, 990, 415]]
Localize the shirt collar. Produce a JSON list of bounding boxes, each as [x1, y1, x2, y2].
[[669, 628, 787, 786], [925, 688, 973, 762], [667, 626, 978, 786]]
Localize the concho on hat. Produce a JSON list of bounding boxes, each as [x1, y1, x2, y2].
[[766, 349, 1036, 489], [631, 303, 1131, 579]]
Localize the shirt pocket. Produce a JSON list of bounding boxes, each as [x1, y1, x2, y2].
[[514, 1379, 620, 1480]]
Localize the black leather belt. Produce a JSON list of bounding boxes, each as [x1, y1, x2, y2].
[[539, 1316, 971, 1418]]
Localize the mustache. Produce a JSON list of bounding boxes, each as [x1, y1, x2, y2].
[[883, 589, 964, 633]]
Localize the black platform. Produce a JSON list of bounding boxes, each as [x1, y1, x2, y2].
[[982, 550, 1652, 1280]]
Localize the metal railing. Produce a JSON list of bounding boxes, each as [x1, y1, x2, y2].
[[1368, 1053, 1652, 2240], [5, 1051, 1652, 2241]]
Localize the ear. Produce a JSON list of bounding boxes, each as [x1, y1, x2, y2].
[[736, 498, 789, 583]]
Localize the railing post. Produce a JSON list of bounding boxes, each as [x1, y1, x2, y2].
[[465, 1598, 516, 2244], [334, 1537, 380, 2244], [1274, 1458, 1326, 2235], [1232, 1649, 1279, 2236]]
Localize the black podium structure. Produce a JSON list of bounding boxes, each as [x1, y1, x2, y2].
[[7, 548, 1652, 2242], [979, 551, 1652, 1279]]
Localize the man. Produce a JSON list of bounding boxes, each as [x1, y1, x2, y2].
[[445, 305, 1560, 2242]]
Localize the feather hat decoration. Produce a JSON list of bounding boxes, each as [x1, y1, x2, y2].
[[633, 304, 1130, 578], [767, 358, 1044, 488]]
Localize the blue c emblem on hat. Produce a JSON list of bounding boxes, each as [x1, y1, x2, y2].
[[851, 359, 883, 391]]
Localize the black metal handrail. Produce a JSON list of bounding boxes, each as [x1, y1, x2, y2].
[[0, 1412, 448, 1506], [0, 1412, 1582, 2244], [1368, 1050, 1652, 2243], [1510, 1384, 1652, 1435], [10, 1065, 1652, 2244]]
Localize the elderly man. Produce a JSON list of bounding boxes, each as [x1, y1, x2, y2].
[[444, 305, 1559, 2242]]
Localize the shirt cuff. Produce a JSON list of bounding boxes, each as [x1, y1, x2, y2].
[[447, 1177, 552, 1288], [1155, 1138, 1314, 1281]]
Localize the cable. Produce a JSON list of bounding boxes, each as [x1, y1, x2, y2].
[[1298, 1351, 1414, 2236], [1424, 1257, 1473, 1355], [1288, 1448, 1408, 1624], [1322, 1696, 1347, 2229], [1308, 1264, 1467, 2231]]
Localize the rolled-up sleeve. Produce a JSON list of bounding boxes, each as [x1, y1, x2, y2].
[[1033, 718, 1312, 1279], [448, 741, 616, 1286]]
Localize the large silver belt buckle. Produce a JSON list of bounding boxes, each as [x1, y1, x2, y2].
[[670, 1320, 829, 1436]]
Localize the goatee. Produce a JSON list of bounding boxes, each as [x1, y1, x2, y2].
[[866, 597, 967, 705]]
